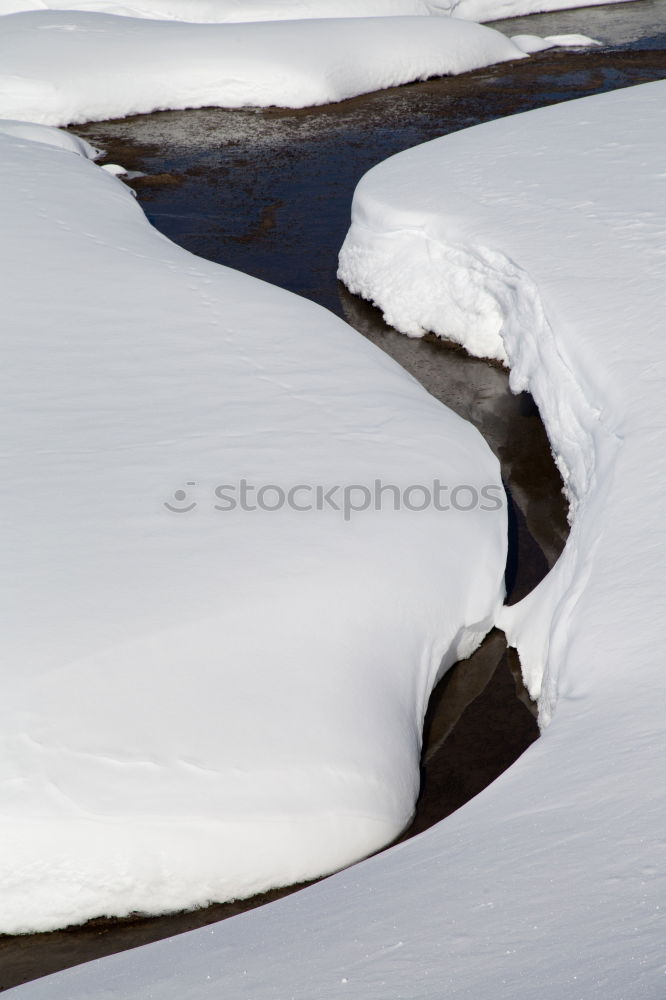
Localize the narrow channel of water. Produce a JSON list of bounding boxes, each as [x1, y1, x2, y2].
[[2, 2, 664, 990]]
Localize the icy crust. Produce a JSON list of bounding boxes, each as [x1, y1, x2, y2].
[[0, 0, 639, 24], [0, 128, 505, 934], [0, 12, 528, 126]]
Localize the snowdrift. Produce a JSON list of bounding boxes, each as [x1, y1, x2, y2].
[[0, 11, 528, 125], [0, 0, 639, 24], [447, 0, 638, 19], [0, 116, 99, 154], [1, 0, 452, 19], [0, 123, 505, 934], [9, 79, 663, 1000]]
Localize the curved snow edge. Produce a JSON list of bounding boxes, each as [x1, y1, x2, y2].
[[0, 13, 526, 128], [0, 0, 640, 24], [0, 117, 101, 157], [339, 218, 621, 723], [0, 122, 508, 933]]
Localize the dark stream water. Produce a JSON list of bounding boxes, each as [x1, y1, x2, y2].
[[2, 1, 665, 991]]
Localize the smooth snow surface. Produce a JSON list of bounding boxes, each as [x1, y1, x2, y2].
[[0, 0, 450, 18], [510, 30, 600, 52], [0, 117, 100, 156], [0, 0, 640, 24], [0, 12, 526, 125], [13, 79, 664, 1000], [0, 125, 506, 934]]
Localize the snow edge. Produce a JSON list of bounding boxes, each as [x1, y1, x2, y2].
[[338, 217, 622, 725]]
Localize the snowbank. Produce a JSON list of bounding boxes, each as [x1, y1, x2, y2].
[[0, 0, 640, 24], [0, 124, 505, 934], [0, 12, 528, 126], [346, 78, 666, 988], [511, 31, 600, 53], [2, 0, 451, 20], [0, 117, 100, 155], [13, 79, 663, 1000]]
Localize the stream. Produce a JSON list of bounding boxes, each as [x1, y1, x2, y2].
[[1, 0, 664, 990]]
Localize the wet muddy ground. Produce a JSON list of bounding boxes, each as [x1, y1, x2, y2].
[[2, 2, 665, 991]]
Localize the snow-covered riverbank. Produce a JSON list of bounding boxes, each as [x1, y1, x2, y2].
[[339, 79, 666, 717], [0, 118, 506, 935], [8, 77, 663, 1000], [0, 9, 607, 126], [0, 0, 639, 23], [1, 13, 526, 124]]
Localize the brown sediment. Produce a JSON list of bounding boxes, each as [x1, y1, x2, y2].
[[131, 171, 184, 187], [233, 199, 284, 242]]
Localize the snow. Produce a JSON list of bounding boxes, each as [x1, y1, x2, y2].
[[0, 6, 614, 128], [510, 31, 600, 52], [100, 160, 129, 173], [447, 0, 639, 20], [0, 117, 100, 156], [3, 0, 452, 20], [0, 123, 506, 935], [0, 11, 529, 125], [9, 78, 663, 1000], [0, 0, 640, 24]]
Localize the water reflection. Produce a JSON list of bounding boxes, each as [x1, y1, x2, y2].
[[339, 287, 568, 587]]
